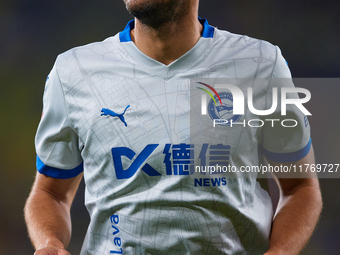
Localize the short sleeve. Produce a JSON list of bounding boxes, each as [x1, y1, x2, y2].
[[35, 61, 83, 179], [259, 47, 311, 162]]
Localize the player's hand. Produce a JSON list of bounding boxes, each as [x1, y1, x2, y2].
[[34, 246, 71, 255]]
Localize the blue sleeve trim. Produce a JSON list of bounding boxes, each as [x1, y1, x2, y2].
[[119, 19, 134, 42], [36, 156, 84, 179], [259, 138, 312, 163], [199, 17, 215, 38]]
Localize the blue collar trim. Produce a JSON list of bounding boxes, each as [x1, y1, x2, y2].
[[199, 18, 215, 38], [119, 17, 214, 42], [119, 20, 135, 42]]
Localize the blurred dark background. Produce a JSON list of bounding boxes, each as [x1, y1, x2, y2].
[[0, 0, 339, 254]]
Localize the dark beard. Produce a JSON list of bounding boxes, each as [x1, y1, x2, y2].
[[126, 0, 188, 29]]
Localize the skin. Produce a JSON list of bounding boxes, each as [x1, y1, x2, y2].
[[264, 146, 322, 255], [25, 1, 322, 254], [125, 0, 202, 65], [25, 173, 83, 255]]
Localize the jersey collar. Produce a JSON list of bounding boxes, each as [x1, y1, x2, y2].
[[119, 17, 215, 43], [116, 18, 215, 79]]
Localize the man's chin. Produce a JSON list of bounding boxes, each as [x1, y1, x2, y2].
[[125, 0, 188, 29]]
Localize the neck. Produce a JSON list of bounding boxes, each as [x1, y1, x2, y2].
[[130, 12, 202, 65]]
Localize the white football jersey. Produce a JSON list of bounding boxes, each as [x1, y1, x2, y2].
[[35, 18, 311, 255]]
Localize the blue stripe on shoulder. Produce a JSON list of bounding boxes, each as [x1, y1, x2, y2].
[[36, 156, 83, 179], [259, 138, 312, 163]]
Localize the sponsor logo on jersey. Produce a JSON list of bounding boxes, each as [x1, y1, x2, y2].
[[101, 105, 130, 126], [112, 144, 161, 179], [109, 214, 123, 254], [112, 143, 231, 187]]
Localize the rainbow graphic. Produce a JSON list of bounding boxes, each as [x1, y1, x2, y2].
[[196, 82, 222, 106]]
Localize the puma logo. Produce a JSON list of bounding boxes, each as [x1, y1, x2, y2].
[[101, 105, 130, 127]]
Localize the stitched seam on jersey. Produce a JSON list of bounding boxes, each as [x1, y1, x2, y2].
[[257, 44, 278, 145], [173, 34, 275, 80], [265, 45, 279, 111], [44, 57, 84, 169], [42, 63, 67, 166], [252, 40, 265, 145], [54, 56, 79, 137]]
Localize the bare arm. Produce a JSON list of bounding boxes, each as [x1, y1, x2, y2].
[[264, 146, 322, 255], [24, 172, 83, 254]]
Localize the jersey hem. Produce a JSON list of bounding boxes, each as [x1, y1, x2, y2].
[[259, 138, 312, 163], [36, 156, 83, 179]]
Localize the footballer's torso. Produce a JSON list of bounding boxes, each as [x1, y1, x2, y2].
[[56, 29, 276, 254]]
